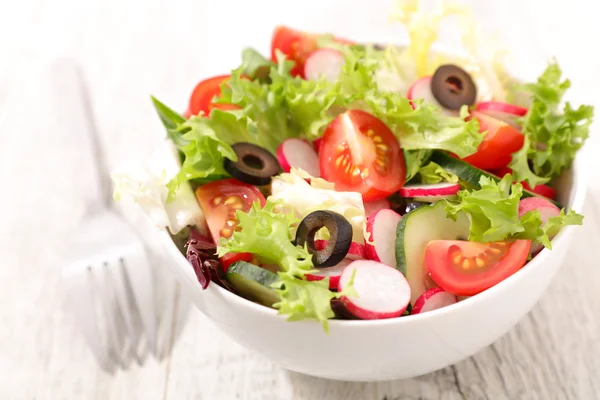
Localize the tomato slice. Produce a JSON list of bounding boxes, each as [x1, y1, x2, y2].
[[425, 240, 531, 296], [195, 179, 266, 243], [493, 167, 556, 199], [220, 252, 253, 273], [319, 110, 406, 201], [271, 25, 353, 78], [186, 75, 241, 117], [462, 112, 524, 170]]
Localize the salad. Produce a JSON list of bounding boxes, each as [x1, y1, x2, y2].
[[113, 1, 592, 332]]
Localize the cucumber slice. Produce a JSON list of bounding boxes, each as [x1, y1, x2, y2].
[[431, 151, 561, 207], [395, 202, 470, 305], [226, 261, 280, 307]]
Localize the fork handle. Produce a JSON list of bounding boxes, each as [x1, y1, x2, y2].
[[49, 59, 111, 214]]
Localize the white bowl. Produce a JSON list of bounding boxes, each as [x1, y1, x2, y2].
[[157, 155, 585, 381]]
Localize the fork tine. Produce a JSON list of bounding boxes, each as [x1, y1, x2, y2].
[[105, 257, 143, 365], [62, 264, 116, 373], [93, 263, 127, 367], [116, 256, 146, 365], [121, 249, 158, 355]]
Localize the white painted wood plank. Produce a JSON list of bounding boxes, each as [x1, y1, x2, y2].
[[0, 65, 168, 400]]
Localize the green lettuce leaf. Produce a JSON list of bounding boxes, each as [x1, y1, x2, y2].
[[445, 174, 582, 247], [404, 149, 433, 181], [417, 161, 459, 184], [240, 48, 273, 80], [217, 200, 354, 332], [509, 62, 594, 185], [445, 174, 524, 242]]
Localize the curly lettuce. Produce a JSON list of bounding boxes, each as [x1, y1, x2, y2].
[[445, 174, 582, 248], [509, 63, 594, 186], [416, 161, 458, 184], [217, 200, 355, 332]]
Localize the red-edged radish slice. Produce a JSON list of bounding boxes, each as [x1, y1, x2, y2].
[[338, 260, 411, 319], [306, 258, 353, 289], [518, 197, 561, 255], [276, 138, 320, 177], [476, 101, 527, 129], [411, 287, 457, 315], [407, 77, 458, 117], [304, 49, 345, 82], [365, 209, 402, 267], [314, 240, 366, 260], [364, 198, 391, 217], [399, 183, 460, 202]]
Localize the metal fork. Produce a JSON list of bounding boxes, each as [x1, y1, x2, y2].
[[57, 60, 161, 372]]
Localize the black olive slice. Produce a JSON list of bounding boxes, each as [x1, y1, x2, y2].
[[224, 142, 281, 186], [401, 201, 426, 215], [295, 210, 352, 267], [431, 64, 477, 110]]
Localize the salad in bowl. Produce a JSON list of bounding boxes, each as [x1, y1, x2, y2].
[[113, 0, 592, 379]]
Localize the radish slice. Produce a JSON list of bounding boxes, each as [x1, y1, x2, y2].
[[304, 49, 345, 82], [314, 240, 366, 260], [407, 77, 458, 117], [411, 287, 457, 315], [306, 258, 353, 289], [518, 197, 561, 255], [399, 183, 460, 200], [338, 260, 411, 319], [476, 101, 527, 129], [364, 198, 391, 217], [276, 138, 320, 177], [365, 209, 402, 267]]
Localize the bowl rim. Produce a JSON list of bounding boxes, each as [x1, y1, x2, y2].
[[158, 154, 586, 329]]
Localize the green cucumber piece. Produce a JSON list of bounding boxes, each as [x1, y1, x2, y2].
[[226, 261, 280, 307], [431, 151, 561, 207], [395, 202, 470, 304]]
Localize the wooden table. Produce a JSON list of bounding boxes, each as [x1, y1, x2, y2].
[[1, 0, 599, 398]]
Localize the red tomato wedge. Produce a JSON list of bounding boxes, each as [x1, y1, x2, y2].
[[493, 166, 556, 199], [462, 111, 524, 170], [186, 75, 241, 117], [425, 240, 531, 296], [271, 25, 353, 78], [319, 110, 406, 201], [195, 179, 266, 243]]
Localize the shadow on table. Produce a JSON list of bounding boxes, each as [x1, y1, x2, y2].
[[284, 366, 460, 400]]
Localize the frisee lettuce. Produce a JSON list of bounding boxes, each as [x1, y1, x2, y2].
[[216, 200, 355, 332], [444, 174, 582, 247], [509, 62, 594, 186], [384, 0, 513, 102]]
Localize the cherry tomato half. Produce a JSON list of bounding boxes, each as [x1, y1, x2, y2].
[[425, 239, 531, 296], [186, 75, 241, 117], [462, 111, 524, 170], [270, 25, 353, 78], [195, 179, 266, 243], [319, 110, 406, 201]]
